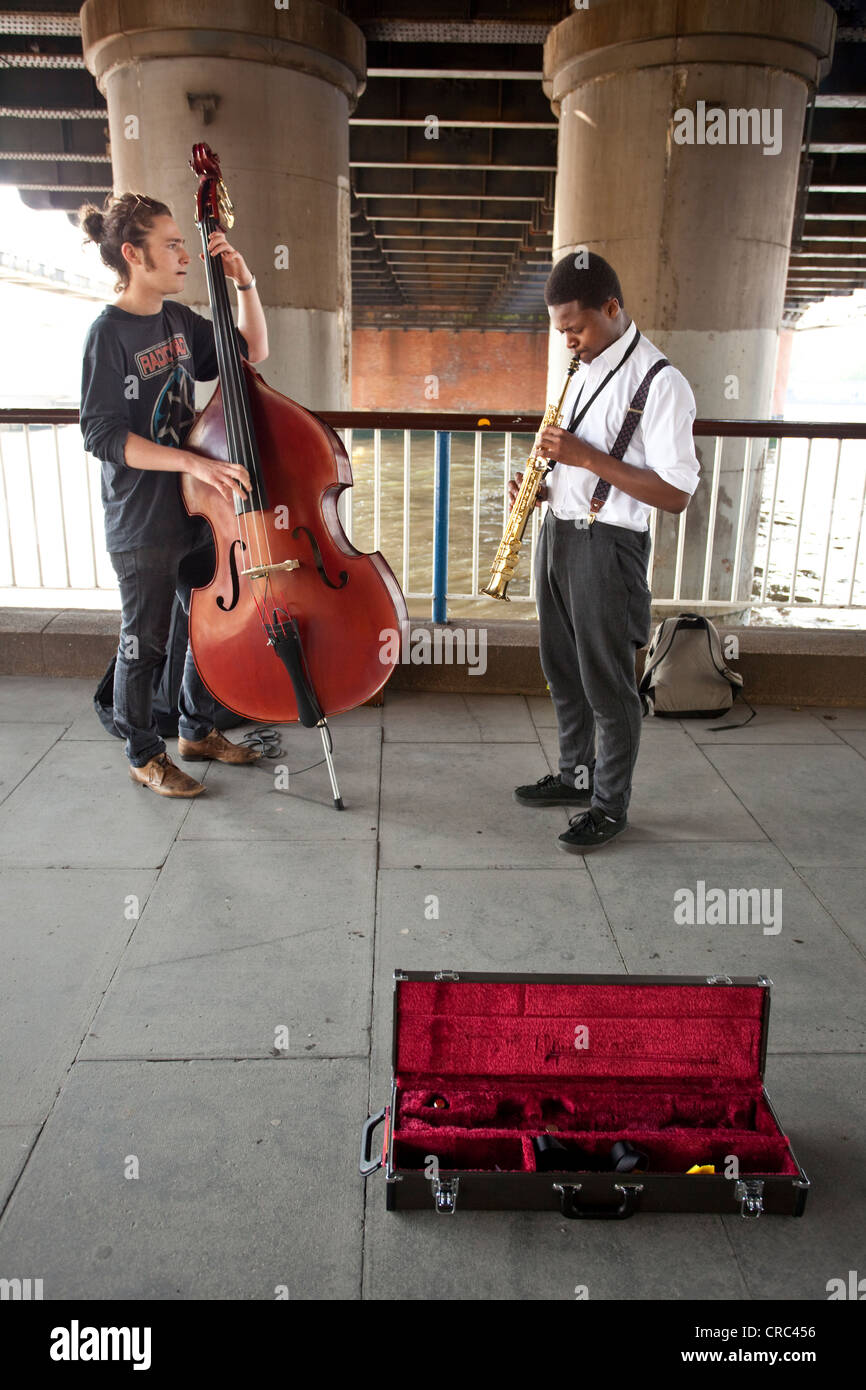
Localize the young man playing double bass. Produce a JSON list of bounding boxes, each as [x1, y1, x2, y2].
[[512, 252, 700, 850], [79, 192, 268, 796]]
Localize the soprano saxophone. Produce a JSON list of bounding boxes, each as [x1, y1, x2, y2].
[[481, 356, 579, 601]]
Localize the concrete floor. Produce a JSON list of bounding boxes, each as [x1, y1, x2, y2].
[[0, 677, 863, 1301]]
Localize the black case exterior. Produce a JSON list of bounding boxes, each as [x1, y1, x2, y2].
[[359, 971, 811, 1221]]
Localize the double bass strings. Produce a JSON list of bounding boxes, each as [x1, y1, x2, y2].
[[202, 209, 276, 622], [200, 215, 260, 585]]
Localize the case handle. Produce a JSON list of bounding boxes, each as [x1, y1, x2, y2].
[[554, 1182, 644, 1220], [359, 1107, 388, 1177]]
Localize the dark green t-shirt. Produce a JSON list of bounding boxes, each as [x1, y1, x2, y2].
[[79, 300, 248, 551]]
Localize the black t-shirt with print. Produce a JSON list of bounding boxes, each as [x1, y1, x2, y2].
[[79, 300, 248, 552]]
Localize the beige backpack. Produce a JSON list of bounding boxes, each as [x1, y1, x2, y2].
[[639, 614, 754, 726]]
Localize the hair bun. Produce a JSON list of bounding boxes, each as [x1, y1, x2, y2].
[[78, 206, 105, 242]]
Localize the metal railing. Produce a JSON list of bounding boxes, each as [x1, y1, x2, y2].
[[0, 249, 111, 300], [1, 408, 865, 617]]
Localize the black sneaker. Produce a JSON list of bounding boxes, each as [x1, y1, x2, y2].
[[558, 806, 627, 852], [514, 773, 593, 807]]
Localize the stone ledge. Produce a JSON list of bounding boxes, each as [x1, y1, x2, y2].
[[1, 609, 865, 706], [0, 608, 121, 679]]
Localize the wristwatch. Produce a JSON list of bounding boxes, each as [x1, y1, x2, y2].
[[236, 274, 256, 292]]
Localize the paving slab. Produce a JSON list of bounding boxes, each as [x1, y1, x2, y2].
[[219, 707, 384, 730], [0, 1059, 365, 1300], [526, 694, 556, 728], [61, 703, 384, 744], [581, 842, 866, 1053], [0, 740, 198, 869], [681, 706, 844, 745], [178, 726, 381, 843], [329, 703, 384, 727], [61, 709, 115, 741], [724, 1055, 865, 1300], [61, 714, 258, 743], [0, 868, 158, 1122], [379, 742, 571, 869], [81, 840, 376, 1061], [531, 695, 685, 737], [1, 674, 863, 1305], [371, 867, 622, 1080], [361, 1189, 748, 1300], [628, 714, 688, 734], [537, 726, 767, 844], [0, 722, 64, 807], [836, 729, 866, 759], [703, 745, 866, 867], [0, 1127, 39, 1209], [384, 691, 536, 743], [796, 867, 866, 955], [806, 707, 866, 729], [0, 675, 92, 724]]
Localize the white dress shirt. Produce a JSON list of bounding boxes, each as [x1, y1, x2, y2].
[[545, 323, 700, 532]]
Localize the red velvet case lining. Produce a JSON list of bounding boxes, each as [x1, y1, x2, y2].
[[395, 981, 765, 1080], [391, 980, 799, 1177]]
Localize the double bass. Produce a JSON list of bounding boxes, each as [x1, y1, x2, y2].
[[182, 144, 408, 807]]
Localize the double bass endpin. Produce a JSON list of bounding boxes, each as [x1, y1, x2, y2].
[[318, 719, 344, 811]]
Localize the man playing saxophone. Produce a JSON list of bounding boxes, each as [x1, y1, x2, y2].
[[510, 252, 700, 850]]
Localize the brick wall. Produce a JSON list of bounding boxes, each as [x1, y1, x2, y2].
[[351, 329, 549, 412]]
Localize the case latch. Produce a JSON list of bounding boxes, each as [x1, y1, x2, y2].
[[706, 975, 733, 985], [434, 971, 460, 982], [735, 1178, 765, 1219], [431, 1176, 459, 1214]]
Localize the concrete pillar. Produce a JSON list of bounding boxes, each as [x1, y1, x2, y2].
[[81, 0, 365, 409], [772, 326, 797, 418], [543, 0, 835, 610]]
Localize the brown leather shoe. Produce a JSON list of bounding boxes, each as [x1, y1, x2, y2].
[[129, 752, 205, 797], [177, 727, 262, 764]]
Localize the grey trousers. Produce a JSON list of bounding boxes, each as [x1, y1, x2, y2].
[[109, 539, 218, 767], [535, 512, 653, 819]]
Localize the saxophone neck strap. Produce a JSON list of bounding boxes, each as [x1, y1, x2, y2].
[[588, 356, 671, 520], [566, 324, 641, 433]]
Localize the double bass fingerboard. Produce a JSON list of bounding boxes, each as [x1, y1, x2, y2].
[[197, 205, 268, 516]]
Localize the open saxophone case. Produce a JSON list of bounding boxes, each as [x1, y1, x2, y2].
[[360, 971, 810, 1220]]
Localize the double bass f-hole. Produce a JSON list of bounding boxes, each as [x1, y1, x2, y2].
[[216, 537, 247, 612], [292, 525, 348, 590]]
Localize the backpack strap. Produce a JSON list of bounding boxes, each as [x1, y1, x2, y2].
[[707, 687, 756, 731], [705, 623, 755, 730], [639, 613, 694, 700], [589, 358, 670, 521]]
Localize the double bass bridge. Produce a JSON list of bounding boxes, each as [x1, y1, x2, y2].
[[240, 558, 300, 580]]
